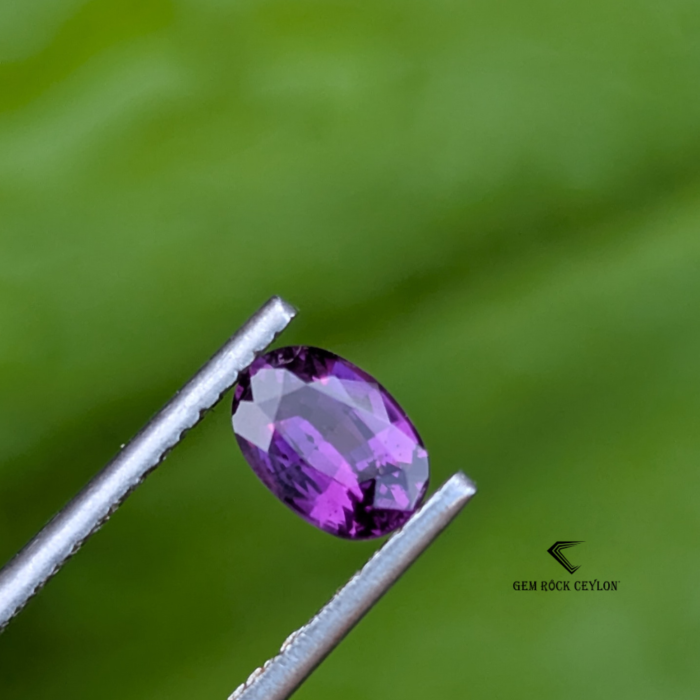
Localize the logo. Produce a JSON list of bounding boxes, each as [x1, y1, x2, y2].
[[547, 541, 584, 574], [512, 541, 619, 592]]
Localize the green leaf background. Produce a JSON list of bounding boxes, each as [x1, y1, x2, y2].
[[1, 1, 699, 698]]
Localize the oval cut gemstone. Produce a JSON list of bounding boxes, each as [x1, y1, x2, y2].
[[231, 346, 429, 539]]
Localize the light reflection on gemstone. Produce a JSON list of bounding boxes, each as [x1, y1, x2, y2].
[[231, 346, 429, 539]]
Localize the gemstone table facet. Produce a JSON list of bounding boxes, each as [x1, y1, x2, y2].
[[231, 346, 430, 539]]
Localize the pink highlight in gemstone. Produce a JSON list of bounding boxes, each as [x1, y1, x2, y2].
[[231, 346, 430, 539]]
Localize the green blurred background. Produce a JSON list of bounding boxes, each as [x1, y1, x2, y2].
[[1, 1, 699, 698]]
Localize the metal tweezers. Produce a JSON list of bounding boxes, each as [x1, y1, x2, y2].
[[0, 297, 477, 699]]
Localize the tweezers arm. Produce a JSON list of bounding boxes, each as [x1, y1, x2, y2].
[[230, 472, 477, 700], [0, 296, 297, 631]]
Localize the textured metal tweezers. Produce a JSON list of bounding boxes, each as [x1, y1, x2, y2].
[[229, 472, 475, 700], [0, 296, 477, 699]]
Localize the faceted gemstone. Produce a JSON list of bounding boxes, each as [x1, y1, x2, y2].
[[231, 346, 429, 539]]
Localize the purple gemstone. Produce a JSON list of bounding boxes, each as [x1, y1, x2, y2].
[[231, 346, 429, 539]]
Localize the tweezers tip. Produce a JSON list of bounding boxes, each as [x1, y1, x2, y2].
[[268, 296, 298, 323], [446, 471, 478, 504]]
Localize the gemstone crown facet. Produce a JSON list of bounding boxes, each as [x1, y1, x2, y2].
[[231, 346, 430, 539]]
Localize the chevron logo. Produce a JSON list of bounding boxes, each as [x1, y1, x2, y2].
[[547, 541, 584, 574]]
